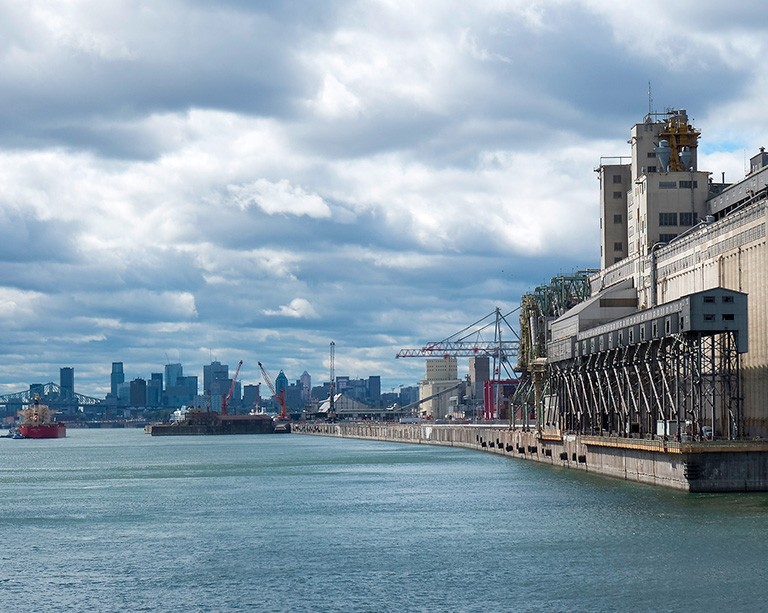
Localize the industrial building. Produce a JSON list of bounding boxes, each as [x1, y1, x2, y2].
[[531, 109, 767, 439]]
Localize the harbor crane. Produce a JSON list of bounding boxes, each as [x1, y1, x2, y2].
[[397, 307, 521, 420], [221, 360, 243, 416], [258, 361, 288, 420]]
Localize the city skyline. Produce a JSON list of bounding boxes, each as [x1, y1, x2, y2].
[[2, 358, 409, 406], [1, 2, 765, 395]]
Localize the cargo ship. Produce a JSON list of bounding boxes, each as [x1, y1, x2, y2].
[[145, 409, 279, 436], [18, 399, 67, 439]]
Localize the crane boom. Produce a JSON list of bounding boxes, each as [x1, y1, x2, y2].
[[258, 361, 288, 420], [221, 359, 243, 416]]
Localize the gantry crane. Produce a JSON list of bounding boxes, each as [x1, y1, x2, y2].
[[258, 361, 288, 420], [221, 360, 243, 416], [396, 307, 521, 420]]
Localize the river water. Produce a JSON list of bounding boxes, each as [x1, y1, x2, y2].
[[1, 428, 767, 612]]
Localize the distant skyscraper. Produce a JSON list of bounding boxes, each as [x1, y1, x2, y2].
[[300, 371, 311, 404], [203, 361, 228, 395], [165, 363, 182, 390], [111, 362, 124, 397], [148, 374, 163, 407], [243, 384, 261, 412], [275, 370, 288, 395], [60, 367, 74, 400], [468, 356, 490, 401], [368, 376, 381, 403], [129, 378, 147, 407]]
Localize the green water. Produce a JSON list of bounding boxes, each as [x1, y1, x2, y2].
[[1, 429, 766, 612]]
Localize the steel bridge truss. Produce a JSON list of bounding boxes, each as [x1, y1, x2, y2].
[[0, 382, 101, 407], [548, 330, 742, 440]]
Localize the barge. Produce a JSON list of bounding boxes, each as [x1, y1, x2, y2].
[[146, 411, 280, 436]]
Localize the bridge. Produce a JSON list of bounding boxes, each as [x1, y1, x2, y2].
[[0, 382, 102, 407]]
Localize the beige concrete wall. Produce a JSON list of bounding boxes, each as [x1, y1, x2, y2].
[[647, 203, 768, 435]]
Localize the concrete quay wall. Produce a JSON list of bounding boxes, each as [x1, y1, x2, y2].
[[292, 423, 768, 492]]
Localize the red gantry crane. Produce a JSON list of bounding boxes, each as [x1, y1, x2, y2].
[[258, 361, 288, 420], [221, 360, 243, 416]]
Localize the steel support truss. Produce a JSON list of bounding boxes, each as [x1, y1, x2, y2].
[[548, 330, 742, 440]]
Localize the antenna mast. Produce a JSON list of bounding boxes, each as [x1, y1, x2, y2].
[[648, 81, 653, 116], [329, 341, 335, 420]]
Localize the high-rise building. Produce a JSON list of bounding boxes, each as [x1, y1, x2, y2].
[[147, 374, 163, 407], [165, 375, 197, 407], [275, 370, 288, 396], [203, 361, 228, 395], [165, 363, 182, 390], [60, 367, 74, 400], [129, 378, 147, 407], [243, 384, 261, 412], [367, 376, 381, 404], [300, 371, 311, 405], [111, 362, 124, 397], [468, 356, 490, 402]]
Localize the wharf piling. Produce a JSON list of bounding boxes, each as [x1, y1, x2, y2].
[[292, 422, 768, 493]]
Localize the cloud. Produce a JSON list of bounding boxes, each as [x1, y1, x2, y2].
[[228, 179, 332, 217], [263, 298, 319, 319], [0, 0, 763, 396]]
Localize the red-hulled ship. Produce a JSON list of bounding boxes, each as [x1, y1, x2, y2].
[[18, 399, 66, 439]]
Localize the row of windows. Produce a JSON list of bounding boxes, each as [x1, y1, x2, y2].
[[660, 180, 698, 189], [659, 212, 698, 226], [612, 174, 698, 187]]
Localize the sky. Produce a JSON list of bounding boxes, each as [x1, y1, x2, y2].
[[0, 0, 766, 399]]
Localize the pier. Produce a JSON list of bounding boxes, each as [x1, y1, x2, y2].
[[292, 422, 768, 492]]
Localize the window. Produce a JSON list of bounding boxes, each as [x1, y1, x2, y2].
[[680, 212, 698, 226], [679, 180, 698, 189], [659, 212, 678, 226], [613, 191, 623, 199], [613, 214, 622, 223], [723, 313, 735, 321], [647, 152, 657, 158], [723, 296, 734, 303], [659, 233, 677, 242], [613, 242, 623, 251], [613, 175, 623, 184], [647, 165, 657, 173], [659, 181, 677, 189]]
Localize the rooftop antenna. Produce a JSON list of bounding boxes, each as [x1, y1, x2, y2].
[[648, 81, 653, 116]]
